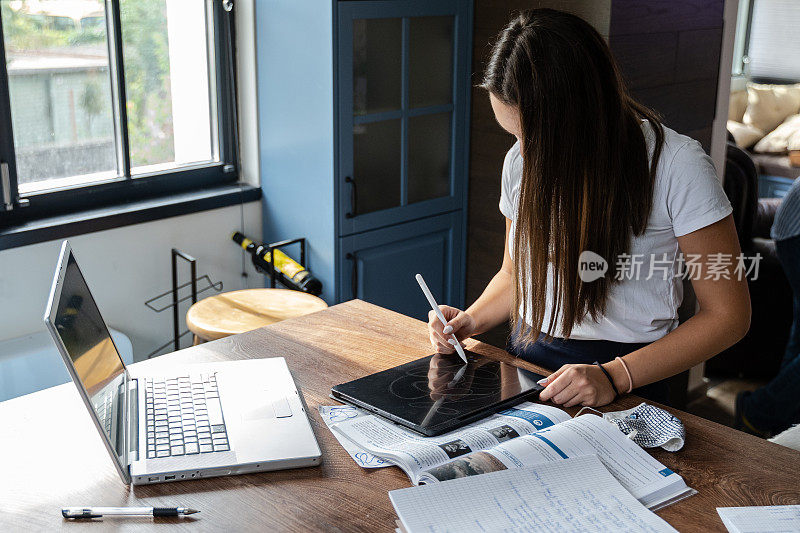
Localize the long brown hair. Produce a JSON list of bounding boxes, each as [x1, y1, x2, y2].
[[481, 9, 665, 343]]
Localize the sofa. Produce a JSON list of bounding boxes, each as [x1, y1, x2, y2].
[[727, 82, 800, 197]]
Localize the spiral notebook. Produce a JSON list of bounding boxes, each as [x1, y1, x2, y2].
[[389, 455, 677, 533]]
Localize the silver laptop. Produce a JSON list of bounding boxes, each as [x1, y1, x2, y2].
[[44, 241, 322, 485]]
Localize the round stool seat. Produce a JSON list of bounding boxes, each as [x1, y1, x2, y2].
[[186, 288, 328, 342]]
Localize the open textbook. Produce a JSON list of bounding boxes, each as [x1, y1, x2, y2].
[[325, 401, 696, 510]]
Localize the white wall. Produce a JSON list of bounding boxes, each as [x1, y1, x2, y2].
[[0, 202, 263, 361]]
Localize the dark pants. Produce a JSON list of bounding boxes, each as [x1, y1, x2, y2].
[[745, 234, 800, 432], [507, 333, 671, 405]]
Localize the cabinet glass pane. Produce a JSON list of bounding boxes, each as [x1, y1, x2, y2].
[[408, 113, 451, 204], [409, 16, 454, 108], [353, 120, 401, 214], [353, 18, 401, 116]]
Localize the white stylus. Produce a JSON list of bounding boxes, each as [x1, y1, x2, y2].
[[416, 273, 468, 364]]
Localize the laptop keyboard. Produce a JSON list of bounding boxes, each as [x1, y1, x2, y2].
[[144, 373, 230, 459], [95, 390, 114, 435]]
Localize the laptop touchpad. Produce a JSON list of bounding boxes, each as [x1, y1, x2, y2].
[[240, 396, 293, 421], [272, 397, 293, 418], [242, 403, 275, 421]]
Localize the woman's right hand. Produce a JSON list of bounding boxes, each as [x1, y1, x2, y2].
[[427, 306, 477, 354]]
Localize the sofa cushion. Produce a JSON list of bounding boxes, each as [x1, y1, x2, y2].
[[754, 114, 800, 153], [729, 90, 748, 122], [744, 83, 800, 133], [728, 120, 764, 149]]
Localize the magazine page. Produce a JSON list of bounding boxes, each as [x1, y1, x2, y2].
[[419, 414, 694, 509], [329, 402, 571, 482], [319, 405, 391, 468]]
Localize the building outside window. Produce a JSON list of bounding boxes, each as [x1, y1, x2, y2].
[[0, 0, 238, 228]]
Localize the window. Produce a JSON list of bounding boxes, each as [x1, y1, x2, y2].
[[731, 0, 752, 76], [0, 0, 238, 225], [746, 0, 800, 81], [731, 0, 800, 81]]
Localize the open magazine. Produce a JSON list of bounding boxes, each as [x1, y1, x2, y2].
[[323, 401, 696, 511]]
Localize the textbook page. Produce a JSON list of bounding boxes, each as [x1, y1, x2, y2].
[[389, 455, 678, 533], [419, 414, 694, 510], [319, 405, 390, 468], [329, 402, 570, 481], [717, 505, 800, 533]]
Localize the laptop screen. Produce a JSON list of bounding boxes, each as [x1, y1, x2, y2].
[[52, 250, 127, 464]]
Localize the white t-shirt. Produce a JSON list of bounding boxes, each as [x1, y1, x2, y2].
[[499, 124, 733, 343]]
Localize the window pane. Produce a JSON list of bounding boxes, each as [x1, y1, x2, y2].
[[409, 16, 453, 108], [2, 0, 117, 194], [353, 18, 401, 116], [408, 112, 451, 204], [120, 0, 216, 174], [353, 119, 401, 214]]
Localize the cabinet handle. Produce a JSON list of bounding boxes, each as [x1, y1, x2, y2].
[[1, 162, 13, 211], [345, 176, 357, 218], [346, 252, 358, 298]]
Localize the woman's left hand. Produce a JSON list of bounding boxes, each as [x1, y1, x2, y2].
[[537, 364, 617, 407]]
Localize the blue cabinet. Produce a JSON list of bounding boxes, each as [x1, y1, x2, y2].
[[340, 212, 463, 320], [256, 0, 472, 315]]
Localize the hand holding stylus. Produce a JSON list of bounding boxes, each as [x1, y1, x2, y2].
[[416, 274, 473, 363]]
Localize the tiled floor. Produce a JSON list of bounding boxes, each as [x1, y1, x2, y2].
[[685, 377, 768, 427]]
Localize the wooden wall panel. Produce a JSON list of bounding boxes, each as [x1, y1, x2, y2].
[[610, 0, 724, 152], [630, 79, 720, 134], [676, 28, 725, 83], [611, 32, 679, 89], [610, 0, 724, 36]]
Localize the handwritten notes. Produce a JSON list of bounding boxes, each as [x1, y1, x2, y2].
[[318, 406, 390, 468], [389, 455, 677, 533]]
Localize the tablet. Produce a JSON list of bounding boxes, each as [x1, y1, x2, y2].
[[330, 350, 546, 436]]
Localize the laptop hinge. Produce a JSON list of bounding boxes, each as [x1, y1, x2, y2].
[[128, 378, 139, 463]]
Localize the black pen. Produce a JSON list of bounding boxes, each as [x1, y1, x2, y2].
[[62, 506, 199, 519]]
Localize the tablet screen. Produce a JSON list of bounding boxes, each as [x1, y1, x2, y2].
[[331, 351, 545, 435]]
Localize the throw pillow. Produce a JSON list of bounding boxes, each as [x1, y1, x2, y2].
[[727, 120, 764, 149], [729, 90, 748, 122], [753, 114, 800, 154], [744, 83, 800, 133]]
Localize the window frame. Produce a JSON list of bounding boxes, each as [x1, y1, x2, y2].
[[732, 0, 754, 77], [0, 0, 240, 227]]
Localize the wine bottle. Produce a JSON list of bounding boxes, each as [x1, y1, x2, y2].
[[232, 232, 322, 296]]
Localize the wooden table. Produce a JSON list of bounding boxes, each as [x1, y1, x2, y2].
[[1, 300, 799, 532]]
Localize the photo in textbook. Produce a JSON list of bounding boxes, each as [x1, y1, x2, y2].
[[321, 401, 696, 510]]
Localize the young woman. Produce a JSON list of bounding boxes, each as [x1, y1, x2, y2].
[[428, 9, 751, 407]]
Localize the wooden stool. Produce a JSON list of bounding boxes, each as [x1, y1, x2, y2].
[[186, 288, 328, 343]]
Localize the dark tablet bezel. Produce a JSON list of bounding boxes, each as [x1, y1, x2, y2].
[[330, 352, 546, 436]]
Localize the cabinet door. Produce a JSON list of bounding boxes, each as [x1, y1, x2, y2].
[[337, 0, 472, 236], [339, 212, 464, 320]]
